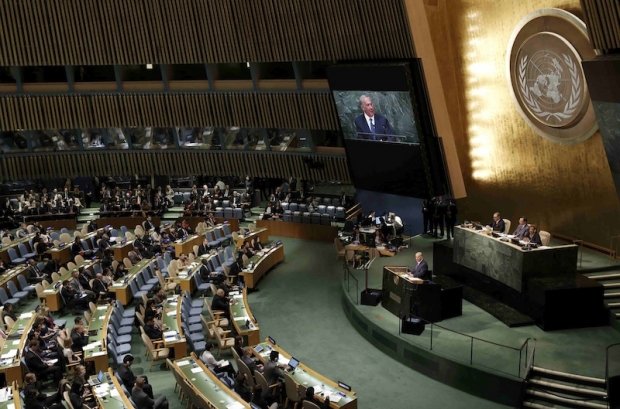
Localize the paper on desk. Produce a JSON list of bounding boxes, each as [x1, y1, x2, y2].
[[91, 351, 106, 357], [11, 340, 20, 345], [313, 385, 323, 394], [233, 316, 246, 321], [1, 349, 18, 359], [19, 312, 33, 319], [278, 357, 289, 365], [7, 403, 15, 409], [328, 394, 343, 403], [176, 360, 190, 367], [163, 331, 176, 337], [0, 387, 8, 402], [190, 367, 203, 373], [233, 295, 243, 299], [112, 283, 123, 287], [97, 305, 108, 310], [166, 311, 176, 316], [43, 289, 55, 294], [226, 403, 244, 409], [83, 341, 102, 350], [110, 389, 120, 397]]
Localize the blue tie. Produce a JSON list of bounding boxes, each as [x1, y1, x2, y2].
[[369, 118, 376, 140]]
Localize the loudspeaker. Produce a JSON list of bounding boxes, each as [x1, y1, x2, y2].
[[402, 316, 425, 335], [360, 289, 382, 306]]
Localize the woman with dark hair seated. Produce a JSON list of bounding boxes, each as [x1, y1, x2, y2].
[[69, 379, 97, 409]]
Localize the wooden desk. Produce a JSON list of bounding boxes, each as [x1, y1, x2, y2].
[[235, 228, 269, 249], [161, 295, 187, 358], [46, 245, 73, 265], [90, 368, 134, 409], [0, 265, 29, 292], [230, 288, 260, 346], [256, 219, 339, 242], [174, 354, 251, 409], [172, 234, 203, 257], [109, 239, 135, 261], [83, 305, 112, 373], [23, 216, 77, 231], [0, 312, 37, 387], [42, 259, 98, 311], [96, 215, 161, 230], [241, 244, 284, 289], [453, 226, 578, 292], [252, 340, 357, 409], [345, 243, 395, 257], [110, 258, 153, 305], [178, 217, 239, 233]]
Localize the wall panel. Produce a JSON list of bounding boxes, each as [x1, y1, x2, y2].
[[0, 0, 414, 66], [422, 0, 620, 247], [580, 0, 620, 52]]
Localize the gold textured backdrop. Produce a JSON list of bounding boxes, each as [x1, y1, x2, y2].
[[423, 0, 620, 247]]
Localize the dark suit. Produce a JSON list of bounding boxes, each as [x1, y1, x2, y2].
[[211, 294, 230, 318], [524, 231, 542, 245], [354, 114, 394, 141], [241, 355, 262, 375], [132, 387, 168, 409], [92, 279, 114, 300], [445, 201, 458, 239], [197, 244, 210, 257], [411, 260, 429, 280], [25, 349, 62, 384], [144, 324, 162, 340], [490, 218, 506, 232], [28, 265, 49, 284]]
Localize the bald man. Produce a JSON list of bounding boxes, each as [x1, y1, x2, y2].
[[92, 273, 115, 300], [409, 252, 429, 280], [211, 288, 231, 319], [132, 377, 168, 409]]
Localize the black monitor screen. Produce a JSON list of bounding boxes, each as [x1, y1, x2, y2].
[[327, 61, 447, 198]]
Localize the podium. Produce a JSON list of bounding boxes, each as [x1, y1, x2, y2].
[[381, 266, 462, 323]]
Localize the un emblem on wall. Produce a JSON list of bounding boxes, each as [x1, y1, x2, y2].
[[507, 9, 598, 144]]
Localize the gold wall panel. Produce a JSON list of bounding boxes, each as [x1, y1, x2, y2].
[[423, 0, 620, 247], [0, 152, 351, 184], [0, 92, 339, 131], [0, 0, 414, 66]]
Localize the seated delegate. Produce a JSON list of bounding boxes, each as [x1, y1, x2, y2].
[[523, 224, 543, 246], [486, 212, 505, 232]]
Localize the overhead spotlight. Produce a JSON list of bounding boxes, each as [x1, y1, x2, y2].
[[146, 64, 153, 70]]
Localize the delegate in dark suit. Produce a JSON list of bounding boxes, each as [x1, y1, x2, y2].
[[354, 114, 395, 141], [411, 259, 429, 279]]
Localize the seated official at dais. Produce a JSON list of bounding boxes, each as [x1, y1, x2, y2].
[[523, 224, 542, 246]]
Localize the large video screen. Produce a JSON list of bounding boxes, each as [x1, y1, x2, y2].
[[326, 61, 447, 198], [332, 91, 419, 143]]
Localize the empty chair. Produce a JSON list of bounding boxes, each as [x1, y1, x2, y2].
[[142, 333, 170, 371], [120, 226, 128, 237], [7, 281, 28, 304], [302, 212, 311, 224], [281, 202, 289, 211], [74, 254, 85, 265], [136, 274, 155, 293], [18, 243, 36, 259], [59, 233, 71, 243], [81, 240, 90, 252], [116, 299, 136, 319], [182, 192, 191, 203], [110, 229, 118, 237], [335, 206, 346, 220], [298, 204, 307, 213], [321, 213, 331, 226], [50, 232, 60, 241], [233, 208, 243, 219], [222, 200, 230, 208], [60, 228, 69, 235], [108, 342, 130, 366], [289, 203, 298, 212], [113, 307, 134, 327], [129, 280, 148, 303], [332, 198, 341, 206], [214, 207, 224, 218], [503, 219, 512, 234], [539, 230, 551, 246], [283, 210, 292, 222], [92, 263, 101, 276], [110, 314, 133, 336], [7, 248, 26, 265], [323, 197, 332, 206], [0, 288, 20, 307], [317, 205, 326, 215], [17, 275, 36, 296], [141, 269, 159, 286], [326, 206, 336, 218], [205, 231, 220, 249], [213, 229, 228, 246], [221, 225, 233, 241], [292, 211, 302, 223], [311, 212, 321, 224], [183, 290, 203, 308], [108, 333, 131, 355], [224, 207, 234, 218], [210, 323, 234, 358]]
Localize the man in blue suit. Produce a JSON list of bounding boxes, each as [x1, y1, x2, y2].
[[354, 95, 396, 141], [409, 252, 429, 280]]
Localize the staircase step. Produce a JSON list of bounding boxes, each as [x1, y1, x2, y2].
[[531, 367, 605, 385], [586, 273, 620, 280], [603, 282, 620, 289], [607, 302, 620, 308], [528, 379, 606, 398], [604, 292, 620, 298], [525, 389, 607, 409], [523, 399, 556, 409]]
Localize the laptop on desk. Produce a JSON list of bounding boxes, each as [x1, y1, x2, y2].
[[88, 370, 105, 386], [88, 330, 98, 337], [288, 356, 300, 371]]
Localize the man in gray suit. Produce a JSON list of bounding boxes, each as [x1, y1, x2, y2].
[[132, 377, 168, 409], [512, 217, 529, 239]]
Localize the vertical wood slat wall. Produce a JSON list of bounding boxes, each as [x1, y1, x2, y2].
[[0, 151, 350, 183], [0, 92, 339, 131], [580, 0, 620, 53], [0, 0, 415, 66]]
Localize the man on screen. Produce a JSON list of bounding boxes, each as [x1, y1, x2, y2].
[[355, 95, 396, 141]]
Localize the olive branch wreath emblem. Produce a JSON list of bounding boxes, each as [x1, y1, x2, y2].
[[518, 53, 581, 122]]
